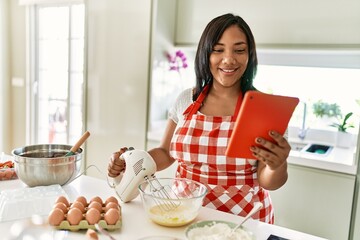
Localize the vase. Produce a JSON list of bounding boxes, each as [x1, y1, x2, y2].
[[336, 131, 352, 148]]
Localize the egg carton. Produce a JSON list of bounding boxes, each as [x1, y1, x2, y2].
[[55, 219, 121, 231], [50, 196, 122, 231]]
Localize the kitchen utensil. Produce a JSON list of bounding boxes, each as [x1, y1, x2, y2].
[[230, 202, 263, 235], [111, 148, 181, 212], [110, 147, 157, 202], [144, 175, 180, 211], [95, 223, 117, 240], [65, 131, 90, 156], [138, 178, 208, 227], [12, 144, 82, 187]]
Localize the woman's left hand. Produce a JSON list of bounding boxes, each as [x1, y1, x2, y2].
[[250, 130, 291, 170]]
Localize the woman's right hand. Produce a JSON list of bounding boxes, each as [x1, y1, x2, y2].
[[107, 147, 128, 178]]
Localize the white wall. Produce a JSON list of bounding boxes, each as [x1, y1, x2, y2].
[[0, 0, 10, 153], [85, 0, 152, 179], [175, 0, 360, 46]]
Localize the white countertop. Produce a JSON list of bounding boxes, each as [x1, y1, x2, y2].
[[0, 176, 326, 240], [287, 138, 358, 175]]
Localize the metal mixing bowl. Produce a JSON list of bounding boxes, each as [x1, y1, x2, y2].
[[12, 144, 82, 187]]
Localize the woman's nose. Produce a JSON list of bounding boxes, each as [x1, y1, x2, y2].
[[222, 53, 236, 65]]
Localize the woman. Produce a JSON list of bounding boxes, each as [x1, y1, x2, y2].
[[108, 13, 291, 224]]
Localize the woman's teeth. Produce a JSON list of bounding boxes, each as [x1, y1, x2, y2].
[[222, 69, 236, 73]]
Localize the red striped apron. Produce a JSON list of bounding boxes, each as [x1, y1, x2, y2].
[[170, 86, 274, 223]]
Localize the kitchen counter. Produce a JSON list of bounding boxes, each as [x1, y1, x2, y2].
[[287, 137, 358, 175], [0, 176, 326, 240]]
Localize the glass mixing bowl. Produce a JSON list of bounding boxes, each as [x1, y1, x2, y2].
[[138, 178, 208, 227]]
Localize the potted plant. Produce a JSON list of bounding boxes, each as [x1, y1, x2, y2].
[[330, 112, 354, 148], [312, 100, 341, 118]]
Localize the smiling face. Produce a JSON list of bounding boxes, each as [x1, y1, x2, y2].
[[209, 25, 249, 88]]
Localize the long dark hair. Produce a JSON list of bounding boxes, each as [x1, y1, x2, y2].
[[193, 13, 258, 101]]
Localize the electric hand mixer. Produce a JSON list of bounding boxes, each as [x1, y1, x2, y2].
[[108, 147, 179, 210]]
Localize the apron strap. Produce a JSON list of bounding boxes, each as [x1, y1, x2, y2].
[[182, 85, 210, 118]]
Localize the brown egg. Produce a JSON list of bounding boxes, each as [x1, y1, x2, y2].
[[89, 196, 103, 205], [67, 207, 83, 225], [70, 201, 85, 213], [88, 201, 103, 213], [75, 196, 88, 207], [85, 208, 102, 225], [104, 208, 120, 225], [54, 202, 68, 213], [55, 196, 70, 207], [105, 196, 119, 205], [48, 208, 65, 226], [104, 202, 119, 212]]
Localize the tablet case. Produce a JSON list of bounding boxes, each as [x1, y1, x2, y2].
[[226, 91, 299, 159]]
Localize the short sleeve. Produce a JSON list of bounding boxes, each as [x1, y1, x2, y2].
[[168, 88, 193, 124]]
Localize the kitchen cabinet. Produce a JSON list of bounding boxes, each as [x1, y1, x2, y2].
[[351, 169, 360, 240], [175, 0, 360, 46], [270, 164, 355, 240]]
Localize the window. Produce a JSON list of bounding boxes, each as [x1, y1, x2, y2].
[[28, 3, 85, 144], [254, 49, 360, 134]]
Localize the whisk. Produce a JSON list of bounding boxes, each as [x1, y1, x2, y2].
[[144, 175, 180, 211]]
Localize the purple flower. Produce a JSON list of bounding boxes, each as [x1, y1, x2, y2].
[[166, 50, 188, 72]]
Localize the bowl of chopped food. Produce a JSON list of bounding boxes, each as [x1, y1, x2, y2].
[[0, 153, 17, 181], [185, 220, 254, 240]]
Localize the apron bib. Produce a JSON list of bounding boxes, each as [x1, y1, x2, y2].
[[170, 85, 274, 223]]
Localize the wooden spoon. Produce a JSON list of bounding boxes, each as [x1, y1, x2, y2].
[[65, 131, 90, 156]]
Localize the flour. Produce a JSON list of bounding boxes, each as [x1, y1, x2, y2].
[[187, 222, 252, 240]]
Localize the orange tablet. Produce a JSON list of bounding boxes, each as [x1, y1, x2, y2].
[[226, 91, 299, 159]]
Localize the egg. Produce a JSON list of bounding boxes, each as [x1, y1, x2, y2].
[[54, 202, 68, 213], [70, 201, 85, 213], [104, 202, 119, 212], [86, 229, 99, 240], [55, 196, 70, 207], [75, 196, 88, 207], [89, 196, 103, 205], [85, 208, 102, 225], [67, 207, 83, 225], [88, 201, 103, 213], [104, 208, 120, 225], [48, 208, 65, 226], [105, 196, 119, 205]]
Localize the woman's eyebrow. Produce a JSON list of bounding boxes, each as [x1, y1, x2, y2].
[[214, 41, 247, 46]]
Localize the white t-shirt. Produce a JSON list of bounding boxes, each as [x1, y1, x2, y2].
[[168, 88, 193, 124]]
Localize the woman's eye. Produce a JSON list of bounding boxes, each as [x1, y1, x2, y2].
[[235, 49, 245, 53], [212, 49, 223, 53]]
